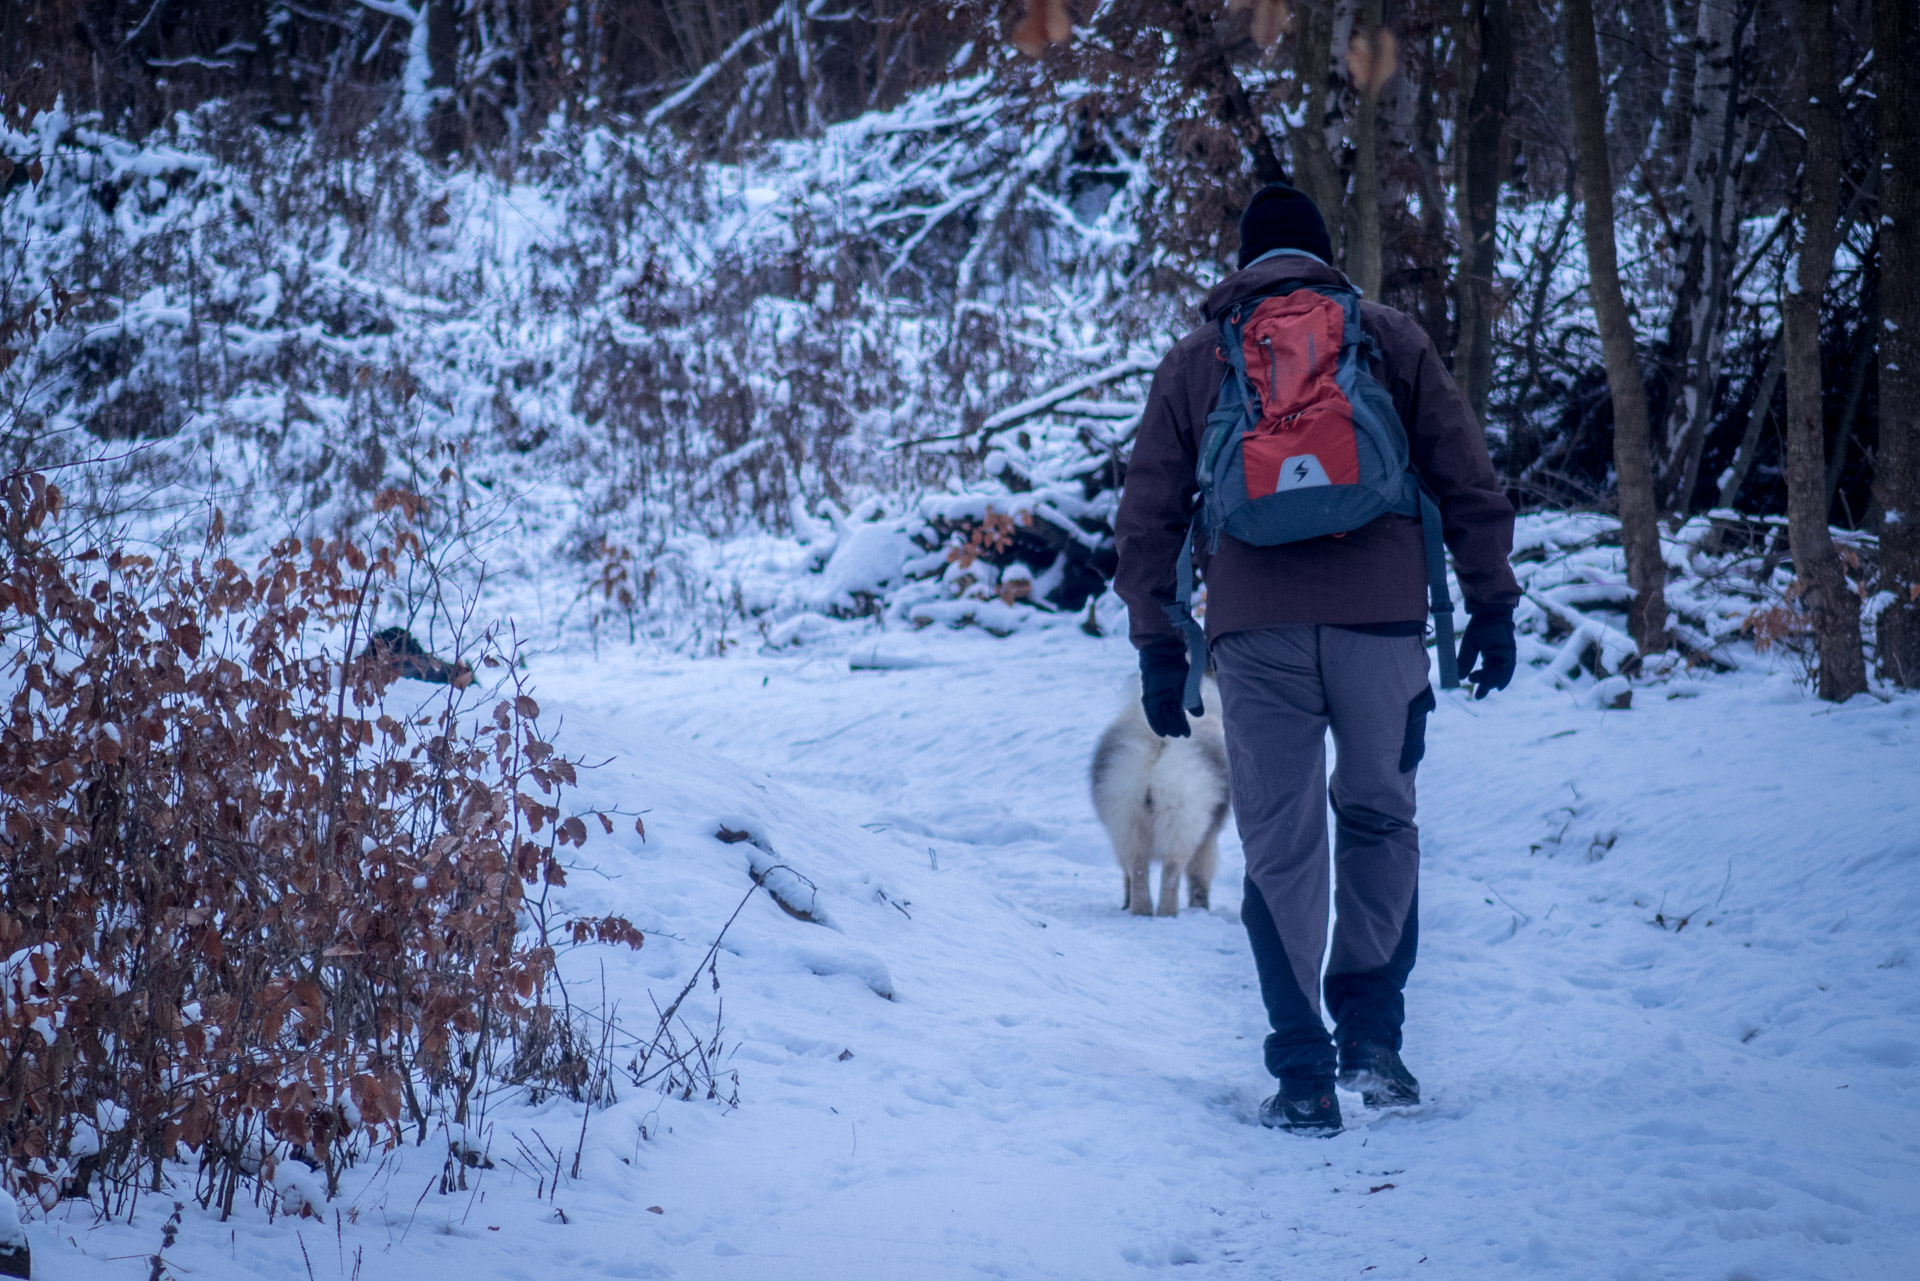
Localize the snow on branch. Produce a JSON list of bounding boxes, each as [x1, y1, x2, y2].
[[343, 0, 433, 119], [1526, 587, 1639, 680], [689, 437, 778, 504], [880, 178, 1001, 281], [345, 0, 420, 21], [1047, 399, 1141, 419], [644, 6, 795, 128], [978, 356, 1157, 437], [1019, 186, 1137, 251], [866, 97, 1003, 137]]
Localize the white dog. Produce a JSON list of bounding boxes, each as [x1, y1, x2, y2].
[[1090, 678, 1230, 915]]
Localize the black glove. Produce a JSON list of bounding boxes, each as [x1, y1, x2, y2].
[[1455, 608, 1516, 700], [1140, 646, 1193, 738]]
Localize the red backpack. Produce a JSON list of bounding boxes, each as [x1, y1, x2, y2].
[[1162, 254, 1458, 710]]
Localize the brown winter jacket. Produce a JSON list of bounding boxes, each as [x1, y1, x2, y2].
[[1114, 255, 1521, 650]]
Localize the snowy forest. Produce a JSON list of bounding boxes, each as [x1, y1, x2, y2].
[[3, 1, 1918, 1278]]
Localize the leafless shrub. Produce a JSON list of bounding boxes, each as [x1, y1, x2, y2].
[[0, 471, 645, 1220]]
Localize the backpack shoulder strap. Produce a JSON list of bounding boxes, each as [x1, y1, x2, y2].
[[1161, 522, 1209, 715], [1408, 474, 1460, 689], [1342, 296, 1460, 689]]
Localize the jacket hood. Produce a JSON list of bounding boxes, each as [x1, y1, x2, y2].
[[1201, 255, 1352, 322]]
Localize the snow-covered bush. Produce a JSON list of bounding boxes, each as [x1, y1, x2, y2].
[[0, 75, 1864, 674], [0, 473, 642, 1218], [0, 77, 1172, 645]]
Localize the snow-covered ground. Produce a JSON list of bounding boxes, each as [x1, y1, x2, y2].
[[24, 623, 1920, 1281]]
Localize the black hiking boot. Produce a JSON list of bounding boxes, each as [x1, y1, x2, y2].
[[1259, 1079, 1342, 1134], [1337, 1039, 1420, 1107]]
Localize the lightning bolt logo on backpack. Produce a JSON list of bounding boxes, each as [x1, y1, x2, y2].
[[1273, 454, 1331, 492]]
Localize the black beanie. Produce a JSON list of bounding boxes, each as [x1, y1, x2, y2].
[[1237, 184, 1333, 270]]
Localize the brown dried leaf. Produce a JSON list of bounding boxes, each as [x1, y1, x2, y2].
[[1250, 0, 1290, 45], [1011, 0, 1071, 56]]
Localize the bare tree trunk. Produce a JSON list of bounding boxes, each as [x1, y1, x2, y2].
[[584, 0, 604, 111], [1411, 41, 1454, 355], [1660, 0, 1752, 514], [1615, 0, 1673, 179], [1564, 0, 1669, 655], [1452, 0, 1511, 424], [1780, 0, 1865, 701], [1343, 0, 1387, 296], [1718, 169, 1877, 515], [1875, 0, 1920, 686], [1825, 287, 1878, 519], [1716, 330, 1782, 511], [1289, 0, 1354, 258], [786, 0, 819, 135], [425, 0, 463, 155], [1325, 0, 1359, 237]]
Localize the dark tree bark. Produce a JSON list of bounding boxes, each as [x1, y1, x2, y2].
[[1564, 0, 1669, 655], [1825, 284, 1878, 520], [1343, 0, 1388, 297], [425, 0, 464, 155], [1717, 330, 1783, 511], [1876, 0, 1920, 687], [1289, 0, 1352, 259], [1410, 39, 1456, 356], [1453, 0, 1511, 424], [1780, 0, 1866, 701]]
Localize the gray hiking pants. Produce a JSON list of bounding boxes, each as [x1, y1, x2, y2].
[[1212, 624, 1433, 1083]]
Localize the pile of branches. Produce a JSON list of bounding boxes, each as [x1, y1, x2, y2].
[[0, 474, 642, 1221], [1505, 509, 1882, 695]]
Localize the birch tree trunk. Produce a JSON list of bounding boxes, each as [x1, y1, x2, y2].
[[1664, 0, 1754, 515], [1564, 0, 1669, 655], [1453, 0, 1512, 425], [1780, 0, 1865, 701], [786, 0, 819, 135], [1875, 0, 1920, 686], [1288, 0, 1355, 261]]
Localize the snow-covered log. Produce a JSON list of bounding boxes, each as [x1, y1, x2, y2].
[[1526, 587, 1638, 679]]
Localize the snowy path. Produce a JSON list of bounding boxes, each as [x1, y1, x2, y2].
[[524, 628, 1920, 1280], [32, 627, 1920, 1280]]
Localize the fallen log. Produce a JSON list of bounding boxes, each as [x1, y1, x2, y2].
[[716, 826, 827, 925], [1525, 588, 1639, 677]]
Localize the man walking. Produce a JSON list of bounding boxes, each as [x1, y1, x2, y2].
[[1113, 184, 1520, 1133]]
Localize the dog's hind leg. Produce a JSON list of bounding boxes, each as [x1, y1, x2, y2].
[[1119, 816, 1156, 915], [1156, 856, 1185, 916], [1110, 810, 1155, 914], [1123, 819, 1156, 915], [1126, 851, 1154, 915], [1186, 834, 1218, 910]]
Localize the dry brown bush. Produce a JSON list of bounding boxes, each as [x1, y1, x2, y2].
[[0, 471, 641, 1220]]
